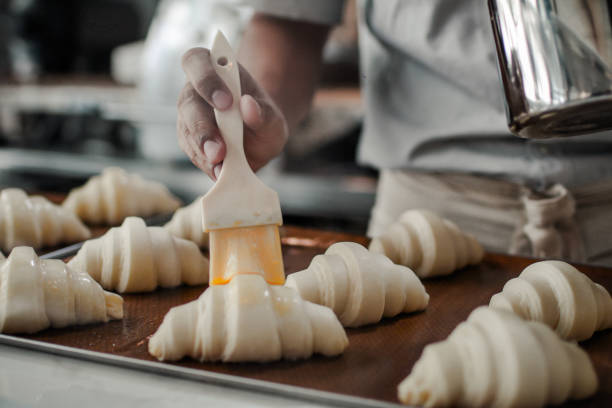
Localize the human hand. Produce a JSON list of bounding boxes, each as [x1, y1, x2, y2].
[[177, 47, 288, 180]]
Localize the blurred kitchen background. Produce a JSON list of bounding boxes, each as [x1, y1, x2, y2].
[[0, 0, 374, 234]]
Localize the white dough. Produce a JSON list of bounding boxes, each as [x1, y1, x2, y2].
[[68, 217, 208, 293], [369, 209, 484, 278], [489, 260, 612, 340], [0, 188, 91, 252], [148, 274, 348, 362], [163, 196, 209, 248], [62, 167, 181, 225], [286, 242, 429, 327], [0, 246, 123, 334], [397, 306, 598, 408]]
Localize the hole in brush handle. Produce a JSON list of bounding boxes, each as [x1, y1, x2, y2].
[[217, 56, 228, 66]]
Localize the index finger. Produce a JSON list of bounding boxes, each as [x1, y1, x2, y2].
[[181, 47, 233, 110]]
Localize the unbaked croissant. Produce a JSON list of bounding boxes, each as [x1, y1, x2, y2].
[[62, 167, 181, 225], [286, 242, 429, 327], [0, 246, 123, 334], [489, 260, 612, 341], [369, 209, 484, 278], [163, 196, 209, 248], [68, 217, 208, 293], [149, 274, 348, 362], [0, 188, 91, 253], [398, 306, 598, 408]]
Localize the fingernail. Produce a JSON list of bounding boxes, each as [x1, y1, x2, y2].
[[213, 164, 222, 180], [212, 90, 232, 110], [203, 140, 221, 161]]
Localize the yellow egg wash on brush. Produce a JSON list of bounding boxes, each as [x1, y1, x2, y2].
[[209, 225, 284, 285]]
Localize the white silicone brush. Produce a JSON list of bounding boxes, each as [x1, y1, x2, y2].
[[202, 31, 284, 285]]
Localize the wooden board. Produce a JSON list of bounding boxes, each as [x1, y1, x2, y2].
[[14, 226, 612, 407]]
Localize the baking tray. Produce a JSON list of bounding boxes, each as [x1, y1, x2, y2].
[[1, 226, 610, 407]]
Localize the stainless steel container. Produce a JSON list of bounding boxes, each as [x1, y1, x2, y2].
[[489, 0, 612, 138]]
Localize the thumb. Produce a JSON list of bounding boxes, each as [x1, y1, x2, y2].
[[240, 93, 287, 138], [239, 93, 288, 172], [240, 94, 265, 131]]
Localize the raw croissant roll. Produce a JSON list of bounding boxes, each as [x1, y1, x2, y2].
[[398, 306, 598, 408], [149, 274, 348, 362], [286, 242, 429, 327], [0, 188, 91, 252], [68, 217, 209, 293], [369, 209, 484, 278], [489, 260, 612, 341], [62, 167, 181, 225], [163, 196, 209, 248], [0, 246, 123, 334]]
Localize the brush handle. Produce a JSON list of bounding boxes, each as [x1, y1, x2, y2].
[[210, 32, 252, 183], [201, 31, 282, 231]]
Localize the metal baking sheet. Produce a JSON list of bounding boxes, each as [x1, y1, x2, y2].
[[1, 226, 610, 407], [0, 335, 398, 408]]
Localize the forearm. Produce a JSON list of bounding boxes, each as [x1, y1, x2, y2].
[[238, 13, 330, 133]]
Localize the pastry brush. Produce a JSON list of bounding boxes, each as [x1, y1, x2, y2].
[[201, 31, 284, 285]]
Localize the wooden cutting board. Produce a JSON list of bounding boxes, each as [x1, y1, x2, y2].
[[17, 226, 612, 407]]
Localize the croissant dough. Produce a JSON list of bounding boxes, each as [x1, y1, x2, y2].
[[0, 188, 91, 253], [489, 260, 612, 341], [62, 167, 181, 225], [0, 246, 123, 334], [68, 217, 208, 293], [163, 196, 209, 248], [369, 209, 484, 278], [398, 306, 598, 408], [149, 274, 348, 362], [286, 242, 429, 327]]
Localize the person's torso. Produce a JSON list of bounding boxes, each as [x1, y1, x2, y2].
[[357, 0, 612, 190]]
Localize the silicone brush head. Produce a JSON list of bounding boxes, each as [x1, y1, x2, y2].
[[209, 225, 284, 285], [202, 31, 284, 285]]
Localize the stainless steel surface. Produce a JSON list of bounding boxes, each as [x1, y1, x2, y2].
[[0, 335, 401, 408], [0, 82, 174, 124], [0, 148, 375, 231], [489, 0, 612, 138], [0, 77, 368, 232]]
